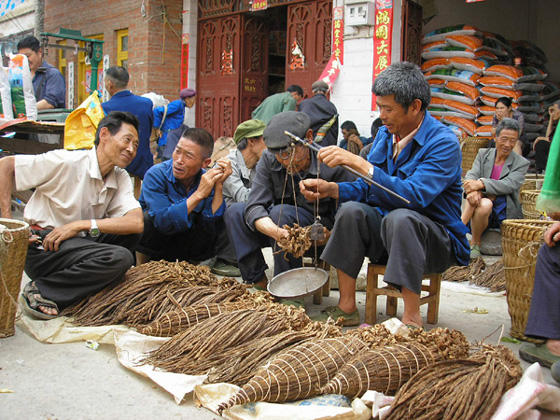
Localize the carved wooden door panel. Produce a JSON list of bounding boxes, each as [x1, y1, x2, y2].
[[285, 0, 332, 99], [197, 15, 242, 138], [401, 0, 422, 65], [240, 15, 268, 123]]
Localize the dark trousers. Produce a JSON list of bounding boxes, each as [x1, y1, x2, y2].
[[136, 211, 217, 262], [321, 203, 456, 294], [525, 243, 560, 340], [534, 140, 551, 173], [215, 219, 237, 264], [25, 230, 141, 309], [224, 203, 315, 284]]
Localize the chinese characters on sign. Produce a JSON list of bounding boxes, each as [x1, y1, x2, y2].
[[372, 0, 393, 111], [244, 77, 257, 92], [251, 0, 268, 11], [318, 54, 341, 89], [332, 6, 344, 65], [181, 34, 189, 89]]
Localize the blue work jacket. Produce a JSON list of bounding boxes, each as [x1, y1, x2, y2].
[[338, 113, 470, 266], [139, 160, 226, 235], [153, 99, 186, 147]]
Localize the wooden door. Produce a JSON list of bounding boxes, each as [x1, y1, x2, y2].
[[197, 15, 241, 138], [285, 0, 332, 99], [239, 15, 268, 122], [401, 0, 423, 65]]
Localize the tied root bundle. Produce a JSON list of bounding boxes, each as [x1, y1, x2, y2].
[[62, 260, 246, 327], [443, 258, 505, 292], [143, 306, 341, 386], [320, 328, 470, 398], [385, 344, 522, 420], [276, 223, 311, 260]]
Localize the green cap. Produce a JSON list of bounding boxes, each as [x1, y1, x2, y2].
[[233, 119, 266, 145]]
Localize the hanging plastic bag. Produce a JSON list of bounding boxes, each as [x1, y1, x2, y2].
[[536, 126, 560, 215], [0, 65, 14, 122], [8, 53, 36, 120], [64, 90, 104, 150]]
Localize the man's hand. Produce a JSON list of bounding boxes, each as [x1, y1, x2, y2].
[[347, 133, 364, 149], [213, 158, 233, 185], [195, 167, 224, 199], [254, 216, 288, 242], [42, 221, 85, 252], [462, 179, 484, 195], [299, 179, 338, 201], [466, 191, 482, 206], [545, 221, 560, 247]]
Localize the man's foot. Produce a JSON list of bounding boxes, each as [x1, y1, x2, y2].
[[519, 344, 560, 368], [211, 260, 241, 277], [312, 306, 360, 327], [248, 276, 268, 291], [470, 244, 481, 259], [21, 281, 59, 320]]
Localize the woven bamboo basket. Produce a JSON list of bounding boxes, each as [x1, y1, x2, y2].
[[519, 177, 544, 200], [460, 137, 491, 174], [0, 218, 30, 338], [501, 219, 553, 342], [521, 190, 542, 219]]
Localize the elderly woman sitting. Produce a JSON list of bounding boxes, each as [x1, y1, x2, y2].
[[462, 118, 529, 258]]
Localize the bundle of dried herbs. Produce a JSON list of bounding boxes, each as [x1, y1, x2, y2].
[[62, 260, 241, 327], [321, 328, 470, 398], [138, 291, 276, 336], [385, 344, 522, 420], [217, 335, 369, 412], [144, 307, 311, 373], [471, 259, 505, 292], [276, 223, 312, 260], [442, 257, 485, 282]]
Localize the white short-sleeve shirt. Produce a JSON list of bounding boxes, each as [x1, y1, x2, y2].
[[15, 147, 140, 229]]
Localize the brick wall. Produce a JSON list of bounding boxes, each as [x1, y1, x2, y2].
[[44, 0, 183, 103]]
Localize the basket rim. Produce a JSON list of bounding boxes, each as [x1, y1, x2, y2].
[[0, 218, 30, 232]]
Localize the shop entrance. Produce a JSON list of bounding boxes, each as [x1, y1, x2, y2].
[[196, 0, 332, 138]]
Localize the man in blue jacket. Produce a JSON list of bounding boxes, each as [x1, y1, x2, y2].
[[300, 62, 469, 327], [137, 128, 232, 264], [102, 66, 154, 179]]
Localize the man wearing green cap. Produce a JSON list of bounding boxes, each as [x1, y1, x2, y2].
[[222, 119, 267, 205], [212, 119, 268, 275]]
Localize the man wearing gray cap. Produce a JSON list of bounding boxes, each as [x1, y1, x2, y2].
[[224, 111, 355, 291], [298, 80, 339, 146]]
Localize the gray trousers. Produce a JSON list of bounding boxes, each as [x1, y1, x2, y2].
[[321, 202, 456, 294]]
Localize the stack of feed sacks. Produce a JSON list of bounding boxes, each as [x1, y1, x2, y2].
[[421, 24, 550, 141]]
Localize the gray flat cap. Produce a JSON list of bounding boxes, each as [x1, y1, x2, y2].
[[311, 80, 329, 92], [264, 111, 311, 150]]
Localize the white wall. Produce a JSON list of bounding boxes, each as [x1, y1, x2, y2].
[[424, 0, 560, 82], [183, 0, 197, 128], [331, 0, 404, 140]]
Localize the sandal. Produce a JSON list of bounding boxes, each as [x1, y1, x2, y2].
[[21, 282, 59, 320], [519, 344, 560, 368]]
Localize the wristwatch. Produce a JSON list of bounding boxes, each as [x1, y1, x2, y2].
[[89, 219, 100, 237], [367, 166, 374, 179]]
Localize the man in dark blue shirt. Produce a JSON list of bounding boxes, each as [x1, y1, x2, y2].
[[102, 66, 154, 179], [301, 62, 469, 327], [137, 128, 232, 264], [17, 36, 66, 110]]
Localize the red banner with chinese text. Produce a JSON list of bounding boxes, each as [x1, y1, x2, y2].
[[318, 54, 341, 89], [180, 34, 189, 89], [332, 6, 344, 65], [251, 0, 268, 11], [371, 0, 393, 111]]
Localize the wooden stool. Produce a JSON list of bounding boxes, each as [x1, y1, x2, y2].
[[303, 259, 331, 304], [365, 263, 441, 325]]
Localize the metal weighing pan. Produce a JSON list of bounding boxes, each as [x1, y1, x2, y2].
[[267, 267, 329, 299]]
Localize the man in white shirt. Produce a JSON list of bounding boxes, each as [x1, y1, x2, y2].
[[0, 111, 144, 319]]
